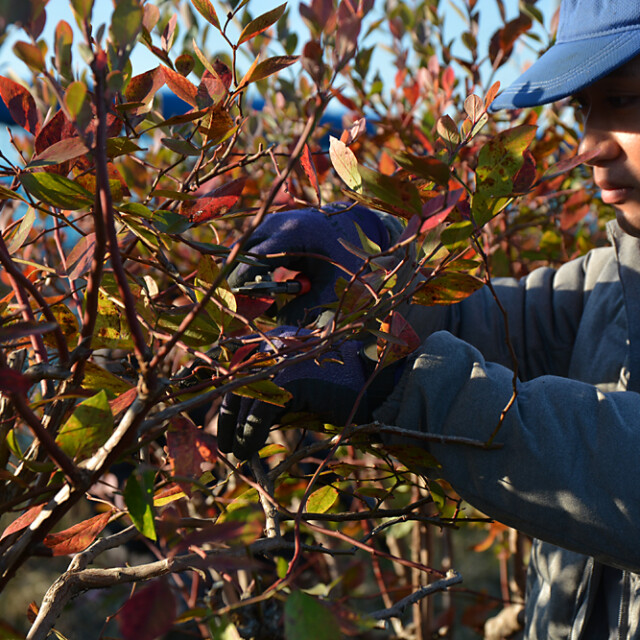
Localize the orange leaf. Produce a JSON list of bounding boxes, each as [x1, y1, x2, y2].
[[43, 510, 113, 556], [0, 504, 45, 541], [162, 65, 198, 107]]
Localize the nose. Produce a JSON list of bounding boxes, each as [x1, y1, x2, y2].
[[578, 117, 621, 165]]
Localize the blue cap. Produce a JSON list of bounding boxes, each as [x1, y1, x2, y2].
[[491, 0, 640, 110]]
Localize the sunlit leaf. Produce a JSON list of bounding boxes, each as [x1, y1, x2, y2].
[[238, 3, 287, 45], [28, 137, 88, 168], [124, 470, 157, 540], [412, 271, 484, 306], [180, 178, 245, 224], [306, 485, 338, 514], [166, 415, 218, 495], [111, 0, 143, 49], [0, 75, 40, 134], [233, 380, 292, 406], [329, 136, 361, 191], [19, 172, 92, 210], [13, 41, 45, 73], [7, 206, 35, 254], [56, 390, 114, 460], [394, 151, 450, 185], [162, 65, 198, 107], [190, 0, 221, 30], [0, 504, 44, 541], [70, 0, 94, 22], [475, 124, 537, 197], [243, 55, 299, 84], [43, 511, 113, 556], [436, 115, 460, 150]]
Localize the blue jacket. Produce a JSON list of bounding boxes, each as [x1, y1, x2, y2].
[[375, 220, 640, 638]]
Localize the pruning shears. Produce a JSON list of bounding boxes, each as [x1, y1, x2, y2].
[[231, 273, 311, 297]]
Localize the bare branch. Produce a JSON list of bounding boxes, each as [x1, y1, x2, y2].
[[369, 570, 463, 620]]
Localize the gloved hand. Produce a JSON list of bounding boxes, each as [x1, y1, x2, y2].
[[228, 203, 391, 325], [217, 327, 397, 460]]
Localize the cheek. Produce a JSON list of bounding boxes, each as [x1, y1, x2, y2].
[[619, 133, 640, 173]]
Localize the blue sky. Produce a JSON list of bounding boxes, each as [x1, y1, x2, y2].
[[0, 0, 559, 93]]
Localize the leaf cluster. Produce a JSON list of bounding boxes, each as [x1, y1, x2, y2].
[[0, 1, 612, 639]]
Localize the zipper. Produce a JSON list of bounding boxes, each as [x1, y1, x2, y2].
[[618, 570, 631, 640]]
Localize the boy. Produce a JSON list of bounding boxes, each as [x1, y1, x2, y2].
[[219, 0, 640, 637]]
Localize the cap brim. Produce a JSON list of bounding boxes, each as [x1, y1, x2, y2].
[[490, 32, 640, 111]]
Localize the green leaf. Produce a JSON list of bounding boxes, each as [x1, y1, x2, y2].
[[306, 485, 338, 514], [329, 136, 361, 191], [190, 0, 221, 30], [358, 165, 423, 218], [394, 151, 450, 185], [124, 471, 157, 540], [92, 291, 135, 349], [439, 220, 474, 249], [412, 270, 484, 306], [161, 137, 201, 156], [111, 0, 143, 49], [56, 390, 114, 460], [152, 209, 193, 234], [284, 591, 342, 640], [233, 380, 292, 407], [19, 172, 92, 210], [475, 124, 537, 197], [238, 3, 287, 45], [55, 20, 74, 80], [106, 137, 145, 157], [436, 115, 460, 151], [64, 82, 87, 119], [13, 41, 45, 73], [383, 444, 441, 472], [70, 0, 94, 22]]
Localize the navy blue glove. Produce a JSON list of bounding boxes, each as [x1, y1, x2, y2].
[[228, 204, 391, 324], [217, 327, 395, 460]]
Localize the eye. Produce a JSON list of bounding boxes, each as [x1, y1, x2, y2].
[[606, 94, 640, 109]]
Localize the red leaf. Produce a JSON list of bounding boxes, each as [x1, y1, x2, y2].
[[117, 580, 177, 640], [212, 58, 232, 90], [43, 511, 113, 556], [180, 177, 245, 223], [0, 75, 41, 134], [196, 69, 227, 108], [124, 66, 165, 107], [234, 295, 275, 322], [421, 188, 464, 231], [0, 368, 31, 394], [34, 109, 76, 175], [66, 232, 96, 280], [0, 504, 44, 541], [109, 386, 138, 417], [299, 144, 320, 204], [379, 311, 421, 364], [166, 416, 218, 495]]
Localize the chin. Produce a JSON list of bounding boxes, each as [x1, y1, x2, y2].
[[615, 210, 640, 238]]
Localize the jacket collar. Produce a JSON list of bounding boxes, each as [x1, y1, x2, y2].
[[608, 220, 640, 392]]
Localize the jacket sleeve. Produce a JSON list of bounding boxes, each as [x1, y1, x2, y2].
[[403, 248, 611, 381], [374, 330, 640, 572]]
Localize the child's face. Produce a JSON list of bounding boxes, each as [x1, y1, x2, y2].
[[576, 56, 640, 237]]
